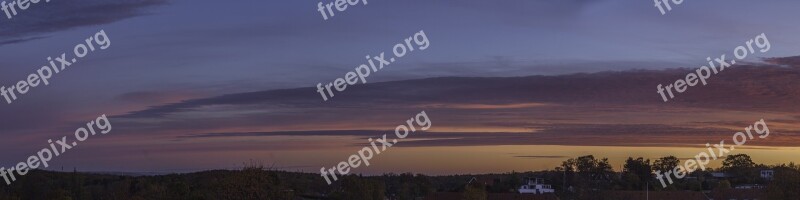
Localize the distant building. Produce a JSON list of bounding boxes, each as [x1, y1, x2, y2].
[[519, 178, 555, 194], [468, 176, 497, 187], [760, 169, 774, 180], [711, 172, 731, 178], [735, 184, 767, 190]]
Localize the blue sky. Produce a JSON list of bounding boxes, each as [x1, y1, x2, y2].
[[1, 0, 800, 172], [3, 0, 800, 93]]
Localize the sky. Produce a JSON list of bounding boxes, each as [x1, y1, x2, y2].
[[1, 0, 800, 174]]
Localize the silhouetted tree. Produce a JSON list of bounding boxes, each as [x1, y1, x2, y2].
[[622, 157, 652, 190], [721, 154, 757, 183], [766, 163, 800, 199], [653, 156, 680, 174]]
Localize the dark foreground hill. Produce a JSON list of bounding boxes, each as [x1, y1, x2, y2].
[[1, 155, 799, 200]]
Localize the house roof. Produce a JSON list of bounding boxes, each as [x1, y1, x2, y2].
[[468, 176, 497, 186]]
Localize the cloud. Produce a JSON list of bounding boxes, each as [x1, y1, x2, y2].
[[115, 90, 204, 105], [179, 130, 386, 139], [120, 57, 800, 120], [0, 35, 47, 45], [170, 123, 766, 148], [0, 0, 167, 46], [90, 57, 800, 152]]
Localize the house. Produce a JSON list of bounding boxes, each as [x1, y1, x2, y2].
[[734, 184, 767, 189], [468, 176, 497, 187], [760, 169, 774, 180], [519, 178, 555, 194], [711, 172, 731, 178]]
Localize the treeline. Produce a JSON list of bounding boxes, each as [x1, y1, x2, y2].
[[541, 154, 800, 199], [0, 165, 428, 200], [0, 154, 798, 199]]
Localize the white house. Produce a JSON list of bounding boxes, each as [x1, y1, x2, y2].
[[518, 178, 555, 194], [761, 169, 774, 180]]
